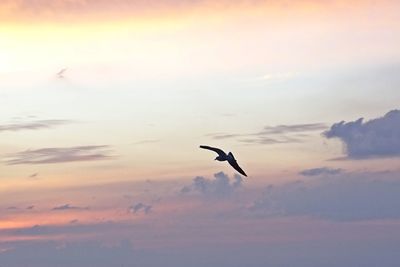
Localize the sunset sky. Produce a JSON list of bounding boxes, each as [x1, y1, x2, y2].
[[1, 1, 400, 266]]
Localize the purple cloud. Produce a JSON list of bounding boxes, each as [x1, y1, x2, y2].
[[324, 110, 400, 159], [251, 170, 400, 221], [128, 203, 152, 214]]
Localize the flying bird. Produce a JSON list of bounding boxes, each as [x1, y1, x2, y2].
[[199, 145, 247, 177], [29, 173, 38, 178], [57, 68, 67, 78]]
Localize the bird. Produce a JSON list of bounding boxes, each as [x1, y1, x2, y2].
[[57, 68, 67, 78], [28, 173, 38, 179], [199, 145, 247, 177]]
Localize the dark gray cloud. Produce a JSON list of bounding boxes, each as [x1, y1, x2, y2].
[[5, 145, 112, 165], [181, 172, 243, 198], [324, 110, 400, 159], [208, 123, 327, 145], [251, 170, 400, 221], [128, 203, 152, 214], [0, 120, 72, 132], [52, 204, 88, 211], [299, 167, 343, 177]]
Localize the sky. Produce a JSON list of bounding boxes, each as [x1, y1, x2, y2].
[[1, 0, 400, 266]]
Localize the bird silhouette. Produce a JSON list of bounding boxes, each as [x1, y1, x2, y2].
[[57, 68, 67, 78], [199, 145, 247, 177]]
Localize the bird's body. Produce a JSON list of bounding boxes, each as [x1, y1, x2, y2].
[[57, 68, 67, 78], [199, 145, 247, 177]]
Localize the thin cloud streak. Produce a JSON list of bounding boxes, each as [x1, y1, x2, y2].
[[131, 139, 160, 145], [52, 204, 88, 211], [239, 136, 303, 145], [261, 123, 327, 135], [208, 123, 327, 145], [4, 145, 113, 165], [299, 167, 343, 177], [0, 120, 73, 132]]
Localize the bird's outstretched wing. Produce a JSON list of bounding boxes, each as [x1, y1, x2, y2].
[[57, 68, 67, 78], [227, 153, 247, 177], [199, 145, 227, 157]]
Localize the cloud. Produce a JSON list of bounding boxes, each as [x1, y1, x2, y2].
[[4, 221, 121, 239], [324, 110, 400, 159], [251, 170, 400, 221], [211, 134, 243, 140], [2, 233, 400, 267], [239, 136, 303, 145], [208, 123, 327, 145], [131, 139, 160, 145], [299, 167, 343, 177], [13, 225, 45, 236], [181, 172, 243, 198], [0, 240, 135, 267], [0, 120, 72, 132], [261, 123, 327, 135], [4, 145, 113, 165], [52, 204, 88, 211], [128, 203, 152, 214], [2, 189, 400, 267]]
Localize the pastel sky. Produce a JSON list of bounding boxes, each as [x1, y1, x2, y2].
[[1, 0, 400, 266]]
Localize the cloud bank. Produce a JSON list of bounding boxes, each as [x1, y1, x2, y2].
[[251, 170, 400, 221]]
